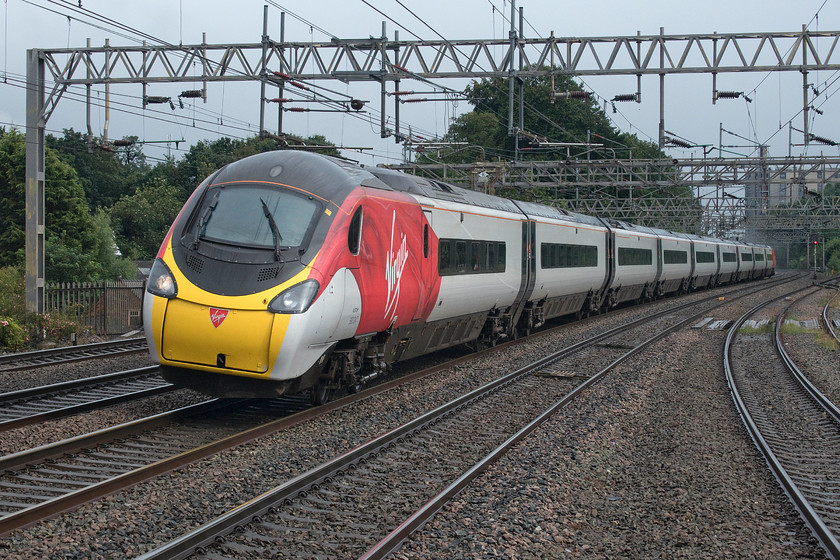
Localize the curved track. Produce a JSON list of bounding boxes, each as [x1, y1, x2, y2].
[[137, 277, 791, 560], [725, 287, 840, 559]]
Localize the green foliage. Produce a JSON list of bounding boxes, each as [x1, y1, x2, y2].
[[47, 129, 147, 209], [826, 237, 840, 273], [0, 129, 27, 267], [0, 316, 27, 351], [0, 266, 25, 318], [110, 177, 183, 260]]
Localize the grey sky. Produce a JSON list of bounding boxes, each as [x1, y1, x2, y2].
[[1, 0, 838, 167]]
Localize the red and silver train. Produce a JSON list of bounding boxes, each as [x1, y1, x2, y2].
[[143, 150, 775, 399]]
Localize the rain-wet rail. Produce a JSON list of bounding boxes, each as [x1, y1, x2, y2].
[[0, 338, 148, 372], [725, 286, 840, 559]]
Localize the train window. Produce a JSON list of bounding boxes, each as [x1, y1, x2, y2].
[[438, 239, 505, 275], [741, 252, 753, 261], [423, 224, 429, 258], [469, 242, 480, 271], [348, 207, 363, 256], [722, 252, 737, 263], [438, 241, 451, 274], [199, 186, 318, 250], [618, 247, 653, 266], [455, 241, 467, 272], [663, 250, 688, 264], [541, 243, 598, 268], [695, 251, 715, 263], [754, 253, 764, 262]]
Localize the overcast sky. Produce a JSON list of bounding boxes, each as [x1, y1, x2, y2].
[[1, 0, 838, 168]]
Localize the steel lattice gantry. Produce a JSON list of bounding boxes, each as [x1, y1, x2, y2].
[[24, 26, 840, 312], [387, 157, 840, 241]]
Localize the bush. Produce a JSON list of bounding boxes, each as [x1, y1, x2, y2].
[[25, 312, 83, 345], [0, 266, 25, 319], [0, 316, 27, 351]]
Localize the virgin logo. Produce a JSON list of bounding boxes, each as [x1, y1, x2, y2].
[[384, 211, 408, 322], [209, 307, 229, 328]]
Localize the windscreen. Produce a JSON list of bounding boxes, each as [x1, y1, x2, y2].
[[198, 185, 319, 249]]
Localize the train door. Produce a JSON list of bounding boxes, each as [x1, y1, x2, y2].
[[414, 209, 434, 321]]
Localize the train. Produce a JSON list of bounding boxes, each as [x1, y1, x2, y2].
[[143, 150, 775, 400]]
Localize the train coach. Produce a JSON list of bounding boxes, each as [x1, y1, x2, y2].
[[143, 150, 774, 399]]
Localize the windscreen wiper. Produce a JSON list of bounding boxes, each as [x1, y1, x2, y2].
[[260, 197, 284, 262], [192, 191, 220, 249]]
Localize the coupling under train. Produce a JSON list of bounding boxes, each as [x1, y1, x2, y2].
[[143, 150, 775, 399]]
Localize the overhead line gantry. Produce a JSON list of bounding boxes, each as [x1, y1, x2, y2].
[[23, 7, 840, 312]]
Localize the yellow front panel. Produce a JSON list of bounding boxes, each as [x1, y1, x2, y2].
[[161, 299, 275, 373]]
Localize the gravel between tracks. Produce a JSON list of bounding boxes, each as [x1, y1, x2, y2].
[[0, 275, 832, 559]]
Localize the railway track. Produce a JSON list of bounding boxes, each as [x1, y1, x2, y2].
[[136, 277, 795, 560], [725, 286, 840, 559], [822, 282, 840, 345], [0, 367, 173, 432], [0, 337, 148, 372], [0, 274, 798, 542]]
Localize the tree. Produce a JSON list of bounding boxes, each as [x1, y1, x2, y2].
[[110, 177, 183, 260], [47, 128, 147, 210], [0, 128, 133, 282]]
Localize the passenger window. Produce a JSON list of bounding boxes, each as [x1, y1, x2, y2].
[[438, 241, 451, 274], [456, 241, 466, 272], [348, 207, 362, 255]]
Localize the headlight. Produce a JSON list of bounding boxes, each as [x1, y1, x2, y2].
[[147, 258, 178, 298], [268, 279, 320, 314]]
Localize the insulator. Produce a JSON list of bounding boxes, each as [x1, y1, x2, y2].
[[810, 134, 837, 146], [288, 81, 309, 90], [403, 98, 427, 103], [144, 95, 171, 104], [350, 99, 365, 111], [112, 139, 135, 147], [267, 98, 291, 103], [179, 89, 203, 99], [716, 91, 742, 99], [287, 107, 308, 112], [272, 71, 292, 79], [391, 64, 410, 73], [556, 90, 589, 99], [612, 93, 637, 102], [666, 137, 692, 149], [392, 91, 414, 96]]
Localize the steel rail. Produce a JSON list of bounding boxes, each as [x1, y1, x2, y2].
[[0, 275, 796, 539], [776, 294, 840, 424], [137, 276, 794, 560], [0, 367, 171, 432], [724, 287, 840, 560], [822, 285, 840, 345], [0, 337, 147, 371]]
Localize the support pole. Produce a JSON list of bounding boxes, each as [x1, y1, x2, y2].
[[802, 24, 810, 146], [278, 12, 285, 135], [259, 5, 268, 136], [25, 49, 46, 314], [380, 21, 388, 138], [507, 0, 516, 141], [658, 27, 665, 152]]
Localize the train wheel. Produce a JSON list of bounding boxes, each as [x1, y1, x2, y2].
[[311, 383, 332, 405]]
